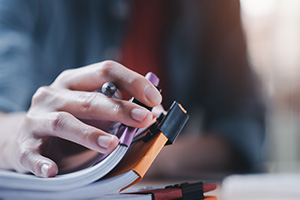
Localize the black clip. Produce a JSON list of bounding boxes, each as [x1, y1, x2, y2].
[[142, 101, 189, 145], [158, 101, 189, 145], [142, 113, 165, 143], [165, 182, 204, 200]]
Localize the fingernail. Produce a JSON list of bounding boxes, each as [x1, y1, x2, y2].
[[97, 135, 114, 149], [131, 108, 148, 122], [144, 86, 162, 105], [41, 163, 50, 176]]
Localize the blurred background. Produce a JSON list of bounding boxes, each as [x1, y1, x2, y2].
[[240, 0, 300, 173]]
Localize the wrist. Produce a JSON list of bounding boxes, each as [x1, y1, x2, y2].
[[0, 112, 27, 172]]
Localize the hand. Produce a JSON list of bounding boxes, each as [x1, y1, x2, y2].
[[14, 61, 162, 177]]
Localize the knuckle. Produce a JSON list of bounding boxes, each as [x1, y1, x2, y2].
[[33, 158, 42, 169], [97, 60, 116, 77], [49, 112, 68, 132], [31, 86, 51, 105], [77, 93, 98, 113], [18, 148, 31, 166], [112, 101, 125, 116], [81, 127, 93, 144], [22, 113, 35, 131], [18, 148, 42, 175]]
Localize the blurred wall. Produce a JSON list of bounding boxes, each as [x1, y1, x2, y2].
[[241, 0, 300, 172]]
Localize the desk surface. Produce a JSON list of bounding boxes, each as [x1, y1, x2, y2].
[[133, 183, 300, 200], [207, 185, 300, 200], [138, 173, 300, 200]]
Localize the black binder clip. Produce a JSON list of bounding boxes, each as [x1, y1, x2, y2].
[[143, 101, 189, 145], [165, 182, 204, 200]]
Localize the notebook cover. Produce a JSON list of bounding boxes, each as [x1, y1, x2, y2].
[[104, 131, 168, 190]]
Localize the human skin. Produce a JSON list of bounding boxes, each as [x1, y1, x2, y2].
[[0, 60, 162, 178]]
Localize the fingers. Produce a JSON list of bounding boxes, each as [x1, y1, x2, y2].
[[51, 60, 162, 107], [38, 89, 153, 128], [32, 87, 153, 128], [20, 60, 162, 178], [29, 112, 119, 154], [18, 148, 58, 178]]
